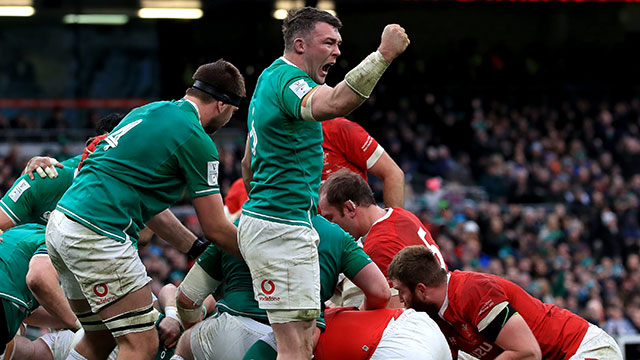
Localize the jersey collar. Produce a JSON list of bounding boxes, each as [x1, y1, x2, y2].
[[280, 56, 302, 71], [363, 208, 394, 243], [438, 272, 452, 319], [183, 98, 201, 122]]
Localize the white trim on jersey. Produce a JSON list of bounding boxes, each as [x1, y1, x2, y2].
[[366, 144, 385, 170]]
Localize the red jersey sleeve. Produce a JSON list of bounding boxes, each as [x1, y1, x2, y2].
[[224, 178, 248, 215]]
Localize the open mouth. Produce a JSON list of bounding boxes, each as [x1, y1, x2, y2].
[[321, 63, 334, 75]]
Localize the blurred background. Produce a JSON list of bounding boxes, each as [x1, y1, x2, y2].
[[2, 0, 640, 357]]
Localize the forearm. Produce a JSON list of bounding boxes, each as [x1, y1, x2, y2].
[[204, 220, 240, 258], [382, 172, 405, 208], [242, 137, 253, 194], [24, 307, 72, 329], [309, 82, 366, 121], [146, 209, 196, 253], [495, 351, 540, 360], [27, 257, 78, 329]]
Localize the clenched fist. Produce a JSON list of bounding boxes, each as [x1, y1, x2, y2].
[[378, 24, 410, 63]]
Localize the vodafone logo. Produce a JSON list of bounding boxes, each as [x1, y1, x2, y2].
[[261, 280, 275, 295], [93, 283, 109, 297]]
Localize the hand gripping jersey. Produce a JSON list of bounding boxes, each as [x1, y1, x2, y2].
[[244, 57, 322, 227], [0, 156, 80, 226], [321, 117, 384, 182], [56, 99, 220, 247], [440, 271, 589, 359], [363, 207, 447, 282]]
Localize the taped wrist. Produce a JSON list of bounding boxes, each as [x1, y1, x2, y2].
[[177, 304, 206, 323], [344, 50, 390, 99], [164, 306, 180, 324], [187, 237, 210, 259]]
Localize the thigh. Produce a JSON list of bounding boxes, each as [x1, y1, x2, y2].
[[569, 324, 623, 360], [239, 216, 320, 316], [46, 210, 151, 313], [190, 312, 271, 360]]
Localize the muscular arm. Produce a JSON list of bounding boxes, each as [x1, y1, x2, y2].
[[368, 151, 405, 208], [192, 193, 241, 259], [349, 262, 390, 310], [303, 24, 410, 122], [492, 313, 541, 360], [241, 136, 253, 194], [145, 208, 197, 253], [0, 210, 15, 231], [26, 255, 79, 330]]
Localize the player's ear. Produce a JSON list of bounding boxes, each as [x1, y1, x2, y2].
[[293, 37, 305, 54], [344, 199, 357, 214]]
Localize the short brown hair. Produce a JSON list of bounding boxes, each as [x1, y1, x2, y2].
[[388, 245, 447, 291], [186, 59, 246, 104], [282, 7, 342, 53], [319, 169, 376, 214]]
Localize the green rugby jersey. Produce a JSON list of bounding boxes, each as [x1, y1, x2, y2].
[[197, 215, 372, 328], [0, 224, 47, 314], [57, 99, 220, 246], [243, 58, 322, 227], [0, 155, 80, 226]]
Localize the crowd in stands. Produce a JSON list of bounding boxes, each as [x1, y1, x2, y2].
[[2, 36, 640, 339]]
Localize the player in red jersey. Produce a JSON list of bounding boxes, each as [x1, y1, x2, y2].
[[318, 169, 446, 308], [314, 307, 450, 360], [388, 245, 623, 360], [321, 117, 404, 208]]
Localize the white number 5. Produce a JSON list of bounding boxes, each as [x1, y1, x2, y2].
[[418, 227, 447, 270]]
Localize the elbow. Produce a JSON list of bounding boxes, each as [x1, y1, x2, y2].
[[26, 270, 46, 295], [368, 286, 392, 309]]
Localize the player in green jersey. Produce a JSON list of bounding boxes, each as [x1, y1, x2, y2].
[[0, 113, 124, 231], [170, 215, 389, 360], [239, 7, 409, 357], [0, 224, 79, 359], [45, 60, 245, 360]]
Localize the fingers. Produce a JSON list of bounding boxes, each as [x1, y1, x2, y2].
[[44, 165, 59, 179], [36, 167, 47, 179]]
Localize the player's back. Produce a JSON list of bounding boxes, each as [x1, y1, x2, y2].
[[0, 156, 78, 226], [447, 271, 588, 360], [0, 223, 47, 312], [57, 99, 214, 246]]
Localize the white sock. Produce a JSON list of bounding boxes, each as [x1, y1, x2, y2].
[[67, 349, 88, 360]]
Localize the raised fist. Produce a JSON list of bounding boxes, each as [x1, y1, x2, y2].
[[378, 24, 410, 62]]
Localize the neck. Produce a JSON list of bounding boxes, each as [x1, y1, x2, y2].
[[362, 205, 388, 234]]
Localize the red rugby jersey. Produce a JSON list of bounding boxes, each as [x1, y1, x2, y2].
[[440, 271, 588, 359], [321, 118, 384, 182], [364, 207, 447, 281], [314, 307, 404, 360]]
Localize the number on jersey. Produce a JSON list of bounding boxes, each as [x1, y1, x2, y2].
[[103, 119, 142, 150]]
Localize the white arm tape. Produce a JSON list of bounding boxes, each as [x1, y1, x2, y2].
[[177, 263, 221, 306], [300, 87, 317, 121], [344, 50, 390, 99]]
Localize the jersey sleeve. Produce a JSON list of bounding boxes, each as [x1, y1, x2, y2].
[[196, 243, 224, 281], [338, 120, 384, 170], [0, 175, 37, 225], [464, 276, 511, 330], [176, 132, 221, 198], [340, 233, 373, 280], [278, 69, 318, 119], [33, 241, 48, 256]]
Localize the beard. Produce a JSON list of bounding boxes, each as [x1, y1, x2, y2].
[[407, 297, 441, 319]]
